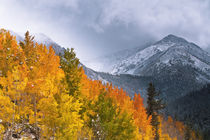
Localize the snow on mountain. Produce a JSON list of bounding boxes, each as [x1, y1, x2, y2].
[[84, 43, 152, 72], [111, 43, 175, 74], [112, 35, 210, 82]]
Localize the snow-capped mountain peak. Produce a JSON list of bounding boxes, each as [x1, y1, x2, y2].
[[111, 35, 182, 74], [111, 34, 210, 84], [156, 34, 188, 45]]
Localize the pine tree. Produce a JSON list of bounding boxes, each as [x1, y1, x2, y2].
[[60, 48, 82, 97], [146, 82, 164, 140], [90, 92, 136, 140]]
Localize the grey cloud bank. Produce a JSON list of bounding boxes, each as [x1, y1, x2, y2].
[[0, 0, 210, 61]]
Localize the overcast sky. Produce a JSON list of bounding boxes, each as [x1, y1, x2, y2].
[[0, 0, 210, 61]]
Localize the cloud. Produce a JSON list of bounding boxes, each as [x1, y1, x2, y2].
[[93, 0, 210, 46], [1, 0, 210, 61]]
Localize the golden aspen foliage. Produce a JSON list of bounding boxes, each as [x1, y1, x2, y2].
[[0, 29, 202, 140]]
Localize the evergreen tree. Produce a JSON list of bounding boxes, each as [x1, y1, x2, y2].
[[89, 92, 136, 140], [60, 48, 82, 97], [146, 83, 164, 140]]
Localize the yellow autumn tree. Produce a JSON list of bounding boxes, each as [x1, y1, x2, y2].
[[0, 30, 84, 139]]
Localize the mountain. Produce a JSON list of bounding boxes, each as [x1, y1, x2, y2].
[[84, 42, 153, 72], [107, 35, 210, 100], [112, 34, 210, 78]]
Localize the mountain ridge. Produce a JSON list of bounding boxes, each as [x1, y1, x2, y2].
[[112, 34, 210, 82]]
